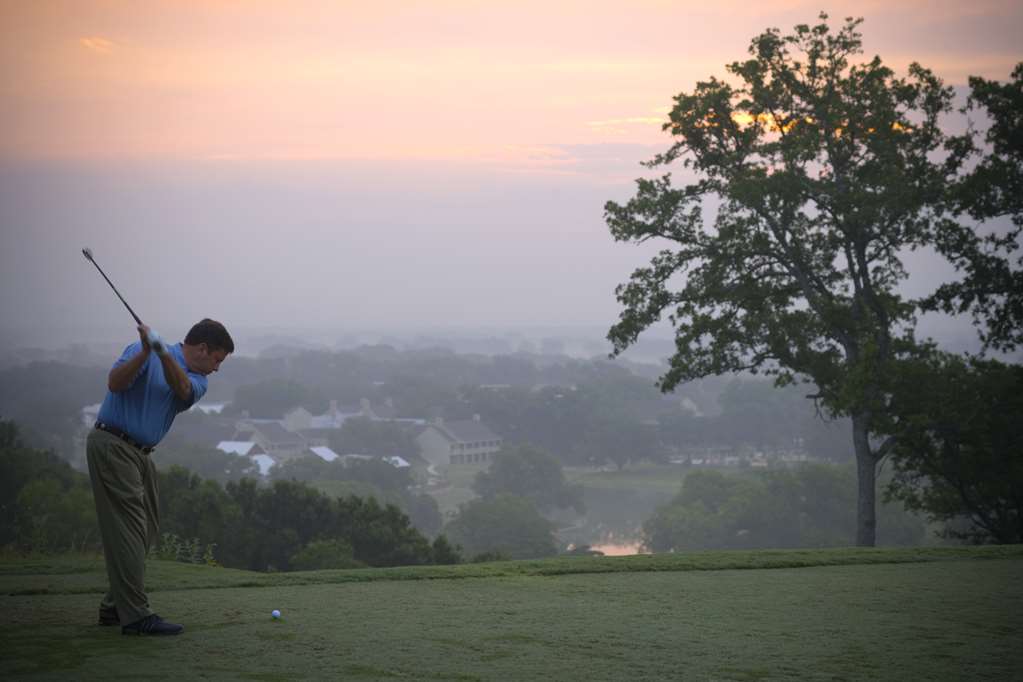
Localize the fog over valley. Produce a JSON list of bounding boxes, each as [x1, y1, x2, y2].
[[0, 158, 1005, 364]]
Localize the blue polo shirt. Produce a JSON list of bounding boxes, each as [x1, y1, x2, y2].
[[96, 341, 208, 447]]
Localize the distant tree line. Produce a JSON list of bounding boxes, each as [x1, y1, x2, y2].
[[0, 421, 96, 553], [326, 417, 419, 459], [0, 347, 853, 472], [160, 470, 457, 571], [0, 420, 461, 569], [0, 362, 106, 462], [644, 466, 927, 552], [161, 351, 857, 473], [268, 452, 443, 536]]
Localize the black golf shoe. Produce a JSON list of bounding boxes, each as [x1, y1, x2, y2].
[[98, 605, 119, 626], [121, 614, 184, 636]]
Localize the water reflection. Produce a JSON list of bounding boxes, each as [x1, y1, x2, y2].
[[589, 540, 646, 556]]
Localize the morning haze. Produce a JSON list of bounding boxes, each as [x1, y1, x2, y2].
[[1, 2, 1021, 677], [0, 155, 662, 350], [2, 1, 1020, 353], [0, 157, 1000, 358]]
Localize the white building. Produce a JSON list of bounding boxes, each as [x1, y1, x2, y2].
[[415, 415, 502, 467]]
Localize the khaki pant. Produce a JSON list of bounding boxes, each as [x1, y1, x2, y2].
[[87, 428, 160, 626]]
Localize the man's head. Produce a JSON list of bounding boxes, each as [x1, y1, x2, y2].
[[183, 318, 234, 376]]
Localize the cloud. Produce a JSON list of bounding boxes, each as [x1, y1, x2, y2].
[[585, 113, 668, 138], [586, 107, 671, 134], [79, 37, 115, 54], [587, 116, 665, 128]]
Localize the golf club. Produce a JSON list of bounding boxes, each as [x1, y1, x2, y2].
[[82, 247, 164, 353]]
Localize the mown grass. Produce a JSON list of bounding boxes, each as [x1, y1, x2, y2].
[[2, 546, 1021, 680], [565, 462, 691, 493], [429, 462, 688, 526], [3, 545, 1021, 596]]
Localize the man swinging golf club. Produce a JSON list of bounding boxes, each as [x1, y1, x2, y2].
[[84, 250, 234, 635]]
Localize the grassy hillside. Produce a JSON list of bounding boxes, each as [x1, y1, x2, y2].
[[3, 546, 1021, 680]]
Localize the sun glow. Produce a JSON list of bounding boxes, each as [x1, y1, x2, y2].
[[727, 111, 914, 136], [0, 1, 1017, 162]]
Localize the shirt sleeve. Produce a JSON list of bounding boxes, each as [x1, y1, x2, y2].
[[112, 341, 149, 382], [112, 341, 142, 366], [184, 373, 208, 409]]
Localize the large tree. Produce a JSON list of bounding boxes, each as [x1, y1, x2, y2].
[[605, 15, 974, 545]]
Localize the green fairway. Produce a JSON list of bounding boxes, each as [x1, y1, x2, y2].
[[2, 547, 1021, 680], [565, 462, 691, 493], [558, 463, 693, 548]]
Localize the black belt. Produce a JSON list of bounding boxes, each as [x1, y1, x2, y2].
[[94, 421, 155, 454]]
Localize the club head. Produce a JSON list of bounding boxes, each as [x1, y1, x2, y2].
[[82, 247, 94, 262]]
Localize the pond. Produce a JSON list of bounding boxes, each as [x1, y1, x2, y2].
[[589, 539, 646, 556]]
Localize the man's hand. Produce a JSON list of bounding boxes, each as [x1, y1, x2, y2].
[[148, 330, 192, 403], [137, 324, 152, 354], [138, 324, 167, 356]]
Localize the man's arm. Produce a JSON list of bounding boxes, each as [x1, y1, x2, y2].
[[156, 348, 193, 403], [108, 343, 149, 392]]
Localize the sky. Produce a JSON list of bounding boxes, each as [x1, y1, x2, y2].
[[1, 0, 1021, 352]]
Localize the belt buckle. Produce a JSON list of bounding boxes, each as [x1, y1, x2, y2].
[[97, 421, 151, 453]]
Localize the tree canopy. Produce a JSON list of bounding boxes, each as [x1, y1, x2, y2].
[[604, 14, 989, 545], [885, 355, 1022, 543], [442, 494, 558, 560], [328, 417, 418, 457], [473, 445, 584, 513], [643, 466, 924, 552], [927, 63, 1023, 350]]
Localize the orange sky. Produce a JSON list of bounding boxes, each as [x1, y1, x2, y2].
[[1, 0, 1021, 164]]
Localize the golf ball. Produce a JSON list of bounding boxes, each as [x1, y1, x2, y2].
[[271, 609, 281, 619]]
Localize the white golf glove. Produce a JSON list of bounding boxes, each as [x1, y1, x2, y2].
[[147, 330, 168, 356]]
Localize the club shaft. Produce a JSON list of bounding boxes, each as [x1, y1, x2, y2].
[[87, 259, 143, 325]]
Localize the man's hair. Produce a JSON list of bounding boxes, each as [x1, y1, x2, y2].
[[185, 318, 235, 354]]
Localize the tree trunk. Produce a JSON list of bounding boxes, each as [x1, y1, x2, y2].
[[852, 413, 877, 546]]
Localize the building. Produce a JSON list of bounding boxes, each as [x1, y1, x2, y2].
[[308, 446, 340, 462], [216, 441, 267, 457], [283, 399, 401, 435], [415, 415, 502, 467], [234, 421, 308, 460], [191, 402, 227, 415], [216, 440, 274, 477]]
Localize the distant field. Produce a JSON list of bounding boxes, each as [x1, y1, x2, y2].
[[3, 546, 1021, 680], [565, 462, 691, 493], [429, 462, 689, 525], [560, 463, 693, 548]]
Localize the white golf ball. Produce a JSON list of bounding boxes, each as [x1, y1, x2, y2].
[[271, 609, 281, 619]]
